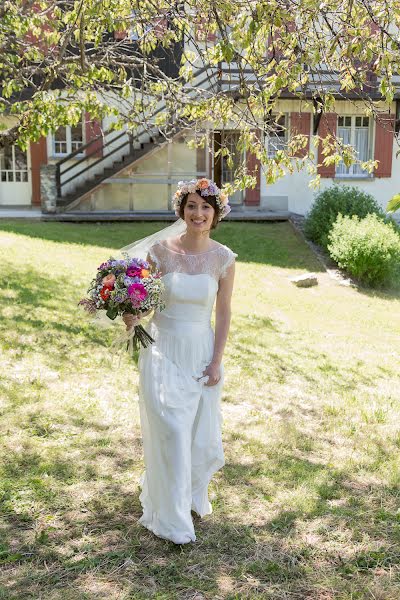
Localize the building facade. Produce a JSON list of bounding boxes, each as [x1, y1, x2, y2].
[[1, 18, 400, 216]]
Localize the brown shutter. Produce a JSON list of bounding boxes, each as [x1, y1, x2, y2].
[[213, 131, 221, 187], [374, 114, 395, 177], [208, 131, 214, 179], [114, 30, 128, 40], [195, 13, 216, 42], [245, 129, 261, 206], [206, 29, 217, 43], [153, 14, 168, 39], [290, 112, 310, 158], [85, 115, 103, 158], [30, 137, 48, 206], [268, 21, 295, 62], [317, 113, 337, 178], [25, 4, 57, 54]]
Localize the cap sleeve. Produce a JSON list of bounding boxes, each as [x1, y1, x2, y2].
[[147, 242, 162, 270], [219, 247, 238, 280]]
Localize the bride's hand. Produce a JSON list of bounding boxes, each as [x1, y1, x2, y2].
[[202, 362, 221, 387], [122, 312, 141, 331], [122, 309, 153, 331]]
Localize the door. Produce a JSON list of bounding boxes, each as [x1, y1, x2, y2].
[[214, 130, 244, 206], [0, 143, 31, 205]]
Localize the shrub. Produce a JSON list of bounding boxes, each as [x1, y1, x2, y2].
[[327, 213, 400, 287], [304, 185, 388, 249]]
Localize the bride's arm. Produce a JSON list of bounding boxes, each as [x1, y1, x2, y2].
[[210, 261, 236, 368]]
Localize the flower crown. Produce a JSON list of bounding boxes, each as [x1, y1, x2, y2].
[[172, 178, 231, 221]]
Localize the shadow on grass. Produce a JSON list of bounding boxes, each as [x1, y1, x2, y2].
[[355, 283, 400, 301], [0, 266, 113, 370], [228, 317, 384, 396], [0, 220, 326, 270], [1, 429, 400, 599]]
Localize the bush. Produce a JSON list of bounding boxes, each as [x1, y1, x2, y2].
[[304, 185, 388, 249], [327, 213, 400, 287]]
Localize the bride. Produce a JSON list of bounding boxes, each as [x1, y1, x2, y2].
[[121, 178, 237, 544]]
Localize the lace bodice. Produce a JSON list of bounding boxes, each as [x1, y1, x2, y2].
[[147, 240, 237, 282]]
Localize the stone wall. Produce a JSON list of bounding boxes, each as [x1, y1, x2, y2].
[[40, 164, 57, 213]]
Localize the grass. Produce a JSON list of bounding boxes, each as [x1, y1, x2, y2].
[[0, 219, 400, 599]]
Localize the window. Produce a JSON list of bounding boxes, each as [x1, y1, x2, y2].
[[53, 119, 84, 156], [336, 115, 371, 177], [267, 115, 288, 157], [0, 144, 28, 182]]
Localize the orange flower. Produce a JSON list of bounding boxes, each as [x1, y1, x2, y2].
[[141, 268, 150, 278], [100, 286, 111, 301], [198, 178, 209, 190], [102, 273, 116, 287]]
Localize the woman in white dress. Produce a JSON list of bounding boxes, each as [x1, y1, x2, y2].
[[121, 179, 237, 544]]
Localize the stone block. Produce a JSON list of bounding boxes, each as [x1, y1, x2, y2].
[[289, 273, 318, 287]]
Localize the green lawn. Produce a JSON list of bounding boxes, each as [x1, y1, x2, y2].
[[1, 220, 400, 600]]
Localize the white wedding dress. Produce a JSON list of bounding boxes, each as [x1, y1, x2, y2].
[[136, 239, 237, 544]]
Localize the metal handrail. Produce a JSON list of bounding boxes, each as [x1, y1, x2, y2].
[[55, 63, 217, 198]]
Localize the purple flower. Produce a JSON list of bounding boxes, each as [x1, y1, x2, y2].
[[78, 298, 97, 314], [124, 276, 140, 286], [128, 259, 140, 268], [98, 261, 110, 270]]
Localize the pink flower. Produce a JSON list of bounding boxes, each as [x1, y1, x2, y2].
[[128, 283, 148, 307], [102, 273, 116, 286], [126, 266, 142, 278]]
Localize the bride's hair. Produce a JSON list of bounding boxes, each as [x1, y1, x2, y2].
[[178, 193, 220, 230]]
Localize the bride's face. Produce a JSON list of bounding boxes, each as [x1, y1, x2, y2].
[[183, 193, 215, 232]]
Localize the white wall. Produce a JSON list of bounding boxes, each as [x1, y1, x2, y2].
[[261, 140, 400, 216], [260, 100, 400, 216]]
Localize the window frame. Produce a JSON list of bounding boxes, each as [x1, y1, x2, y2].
[[266, 114, 288, 158], [0, 144, 29, 183], [52, 117, 85, 158], [335, 114, 373, 178]]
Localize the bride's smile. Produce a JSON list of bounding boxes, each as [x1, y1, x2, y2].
[[183, 193, 215, 234]]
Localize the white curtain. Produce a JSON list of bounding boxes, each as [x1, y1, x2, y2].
[[337, 121, 369, 176], [353, 127, 369, 174], [336, 126, 351, 175]]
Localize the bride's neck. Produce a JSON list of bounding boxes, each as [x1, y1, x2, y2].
[[179, 231, 212, 253]]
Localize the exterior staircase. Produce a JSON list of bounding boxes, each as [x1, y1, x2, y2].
[[55, 65, 220, 212], [55, 129, 169, 211]]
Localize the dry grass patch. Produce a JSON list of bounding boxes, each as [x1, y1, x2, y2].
[[0, 221, 399, 599]]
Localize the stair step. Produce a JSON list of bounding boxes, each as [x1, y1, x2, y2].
[[57, 136, 170, 210]]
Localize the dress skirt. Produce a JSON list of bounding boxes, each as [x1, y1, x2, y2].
[[137, 312, 225, 544]]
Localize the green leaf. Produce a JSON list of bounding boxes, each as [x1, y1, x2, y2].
[[106, 306, 119, 320], [387, 194, 400, 213]]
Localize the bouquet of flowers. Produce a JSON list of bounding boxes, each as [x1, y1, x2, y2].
[[78, 252, 165, 357]]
